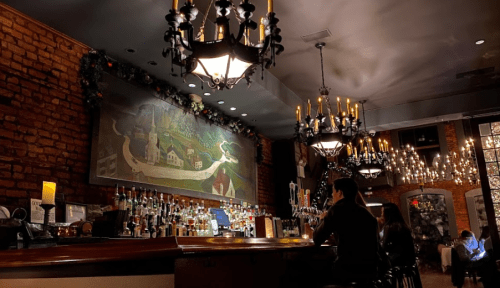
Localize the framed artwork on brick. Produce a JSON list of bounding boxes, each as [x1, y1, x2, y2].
[[89, 73, 257, 203]]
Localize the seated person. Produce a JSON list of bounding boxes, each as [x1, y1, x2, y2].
[[453, 230, 499, 287], [380, 203, 416, 268], [313, 178, 380, 283], [454, 230, 485, 264]]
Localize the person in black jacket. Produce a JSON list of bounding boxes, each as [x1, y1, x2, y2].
[[380, 203, 416, 267], [313, 178, 379, 282]]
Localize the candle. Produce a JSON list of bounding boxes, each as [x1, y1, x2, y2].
[[307, 99, 311, 117], [314, 119, 319, 132], [346, 99, 350, 116], [360, 139, 364, 152], [268, 0, 273, 13], [347, 143, 352, 156], [330, 114, 335, 128], [318, 97, 323, 114], [218, 25, 224, 40], [342, 111, 346, 126], [378, 139, 382, 152], [259, 18, 265, 43], [172, 0, 178, 10], [351, 108, 355, 119], [42, 181, 56, 205], [199, 27, 205, 42], [296, 106, 301, 122], [355, 104, 359, 120], [354, 147, 358, 158], [337, 97, 342, 115]]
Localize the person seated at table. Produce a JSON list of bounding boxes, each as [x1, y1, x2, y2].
[[313, 178, 380, 283], [380, 203, 416, 268], [454, 230, 484, 263], [453, 230, 499, 287]]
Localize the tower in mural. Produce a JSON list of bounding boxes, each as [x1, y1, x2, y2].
[[146, 108, 161, 165]]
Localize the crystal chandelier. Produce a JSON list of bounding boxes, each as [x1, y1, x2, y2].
[[390, 144, 435, 186], [432, 139, 480, 185], [294, 43, 361, 158], [344, 101, 391, 179], [162, 0, 284, 90]]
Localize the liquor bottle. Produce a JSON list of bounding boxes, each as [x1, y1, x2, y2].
[[121, 221, 131, 237], [146, 189, 153, 211], [142, 190, 149, 215], [172, 219, 177, 237], [141, 215, 150, 239], [219, 199, 223, 209], [153, 189, 159, 210], [132, 186, 138, 216], [134, 216, 141, 238], [150, 221, 157, 238], [126, 189, 132, 215], [114, 184, 119, 209], [118, 186, 126, 211]]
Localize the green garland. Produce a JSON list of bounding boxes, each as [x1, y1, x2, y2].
[[80, 50, 263, 164]]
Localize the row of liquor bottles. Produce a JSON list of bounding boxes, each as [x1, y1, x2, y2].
[[112, 184, 266, 238]]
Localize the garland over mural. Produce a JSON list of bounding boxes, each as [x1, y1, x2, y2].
[[80, 50, 263, 164]]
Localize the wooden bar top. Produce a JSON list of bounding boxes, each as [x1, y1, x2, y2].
[[0, 237, 320, 269]]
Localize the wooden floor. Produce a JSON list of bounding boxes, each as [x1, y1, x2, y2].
[[420, 267, 483, 288]]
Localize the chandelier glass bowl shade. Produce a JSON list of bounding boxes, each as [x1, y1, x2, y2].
[[162, 0, 284, 90], [294, 43, 361, 158]]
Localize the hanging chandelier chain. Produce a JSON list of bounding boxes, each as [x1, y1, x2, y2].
[[320, 45, 326, 89], [361, 101, 367, 132]]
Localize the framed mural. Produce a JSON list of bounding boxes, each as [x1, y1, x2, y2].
[[90, 73, 257, 203]]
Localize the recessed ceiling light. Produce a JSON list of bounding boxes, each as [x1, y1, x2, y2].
[[230, 107, 236, 111], [475, 39, 485, 45], [203, 92, 211, 96], [125, 48, 136, 53], [188, 83, 196, 88], [147, 61, 157, 66], [252, 119, 256, 122], [218, 100, 224, 104], [241, 113, 247, 117]]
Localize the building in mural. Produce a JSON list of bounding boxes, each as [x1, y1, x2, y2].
[[146, 109, 161, 165], [166, 145, 184, 168], [212, 168, 235, 198]]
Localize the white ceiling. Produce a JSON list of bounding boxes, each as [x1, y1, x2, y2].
[[3, 0, 500, 139]]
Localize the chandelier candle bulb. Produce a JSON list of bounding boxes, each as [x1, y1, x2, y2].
[[42, 181, 56, 205], [307, 99, 311, 116], [330, 115, 335, 128], [337, 97, 342, 115], [346, 99, 351, 115], [342, 112, 346, 126], [318, 97, 323, 114], [217, 26, 224, 40], [378, 139, 382, 152], [355, 104, 359, 120], [351, 108, 355, 119], [268, 0, 273, 13], [354, 147, 358, 158], [172, 0, 178, 10], [296, 106, 301, 122], [314, 119, 319, 132]]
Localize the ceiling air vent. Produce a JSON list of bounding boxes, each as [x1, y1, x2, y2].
[[301, 29, 332, 43], [456, 67, 495, 79]]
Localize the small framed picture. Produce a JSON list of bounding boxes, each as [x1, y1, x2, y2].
[[65, 203, 87, 223], [30, 198, 56, 224]]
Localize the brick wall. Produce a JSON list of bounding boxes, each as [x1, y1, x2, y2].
[[371, 180, 475, 233], [0, 4, 275, 220], [371, 122, 473, 232]]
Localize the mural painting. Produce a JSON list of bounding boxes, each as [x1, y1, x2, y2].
[[91, 74, 256, 202]]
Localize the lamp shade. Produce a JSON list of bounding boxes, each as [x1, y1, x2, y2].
[[42, 181, 56, 205], [193, 55, 252, 80], [310, 132, 345, 157]]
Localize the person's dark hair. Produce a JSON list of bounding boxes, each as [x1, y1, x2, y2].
[[479, 226, 490, 240], [461, 230, 473, 238], [382, 203, 410, 230], [333, 178, 358, 201]]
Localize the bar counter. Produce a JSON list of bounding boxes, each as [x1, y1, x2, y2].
[[0, 237, 334, 288]]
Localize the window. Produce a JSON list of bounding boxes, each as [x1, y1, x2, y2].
[[398, 125, 441, 166]]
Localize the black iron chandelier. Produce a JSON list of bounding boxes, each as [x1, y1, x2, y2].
[[162, 0, 284, 90], [294, 43, 361, 158], [344, 101, 391, 179]]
